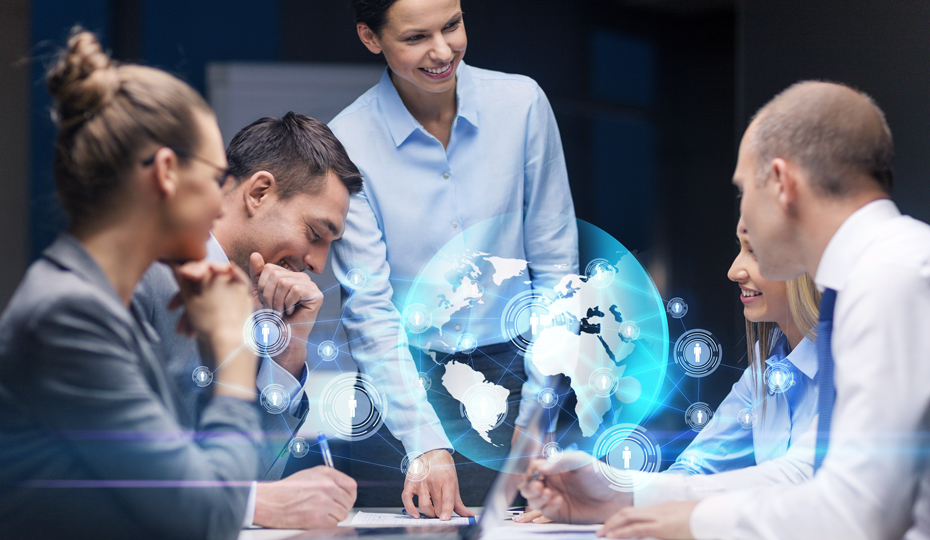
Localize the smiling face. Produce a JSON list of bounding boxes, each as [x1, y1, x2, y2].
[[228, 170, 350, 274], [361, 0, 467, 97], [727, 217, 789, 325]]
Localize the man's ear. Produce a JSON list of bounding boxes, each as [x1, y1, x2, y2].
[[150, 147, 181, 199], [241, 171, 277, 218], [770, 158, 800, 213], [357, 23, 383, 54]]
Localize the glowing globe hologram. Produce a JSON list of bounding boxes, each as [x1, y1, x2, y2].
[[402, 304, 432, 334], [764, 362, 795, 394], [317, 340, 338, 362], [192, 366, 213, 387], [457, 333, 477, 354], [585, 258, 618, 289], [590, 367, 620, 398], [538, 388, 559, 409], [685, 402, 714, 431], [244, 309, 291, 357], [413, 372, 432, 392], [319, 373, 387, 441], [667, 297, 688, 319], [594, 424, 662, 492], [737, 407, 757, 429], [401, 212, 669, 472], [401, 453, 431, 482], [261, 384, 290, 415], [289, 437, 309, 458], [543, 442, 564, 463], [674, 329, 722, 378], [345, 268, 367, 290]]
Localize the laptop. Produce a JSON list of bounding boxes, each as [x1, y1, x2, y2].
[[287, 403, 549, 539]]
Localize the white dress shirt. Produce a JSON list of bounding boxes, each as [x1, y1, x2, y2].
[[206, 235, 308, 528], [689, 199, 930, 539]]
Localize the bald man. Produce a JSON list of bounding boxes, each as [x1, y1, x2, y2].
[[520, 81, 930, 539]]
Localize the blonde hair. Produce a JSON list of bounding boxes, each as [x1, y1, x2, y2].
[[46, 27, 211, 231], [746, 273, 821, 416]]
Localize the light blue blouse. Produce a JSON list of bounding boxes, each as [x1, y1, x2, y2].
[[668, 333, 819, 474], [328, 63, 578, 454]]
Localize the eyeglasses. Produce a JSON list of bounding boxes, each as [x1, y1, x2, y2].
[[141, 147, 237, 188]]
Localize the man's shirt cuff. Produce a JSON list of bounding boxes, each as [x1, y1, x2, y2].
[[257, 357, 307, 417], [242, 481, 257, 527]]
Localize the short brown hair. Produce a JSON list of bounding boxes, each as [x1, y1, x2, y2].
[[225, 112, 363, 198], [47, 27, 212, 230], [748, 81, 894, 196]]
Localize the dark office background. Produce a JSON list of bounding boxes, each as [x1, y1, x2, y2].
[[2, 0, 929, 484]]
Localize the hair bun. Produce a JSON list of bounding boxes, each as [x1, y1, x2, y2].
[[46, 27, 119, 127]]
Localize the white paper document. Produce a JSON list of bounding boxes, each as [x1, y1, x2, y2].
[[351, 511, 477, 527]]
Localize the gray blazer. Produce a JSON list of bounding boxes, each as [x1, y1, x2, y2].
[[0, 235, 262, 540], [133, 261, 308, 482]]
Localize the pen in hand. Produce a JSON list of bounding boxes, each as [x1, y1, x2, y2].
[[318, 431, 335, 468]]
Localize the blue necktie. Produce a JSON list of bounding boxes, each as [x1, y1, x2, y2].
[[814, 288, 838, 472]]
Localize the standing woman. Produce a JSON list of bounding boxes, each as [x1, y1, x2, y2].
[[0, 29, 260, 539], [330, 0, 578, 519]]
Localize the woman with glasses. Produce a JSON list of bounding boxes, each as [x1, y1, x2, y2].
[[0, 29, 259, 539]]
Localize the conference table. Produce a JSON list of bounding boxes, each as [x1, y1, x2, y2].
[[237, 507, 602, 540]]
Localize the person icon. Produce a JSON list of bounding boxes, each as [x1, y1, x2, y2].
[[745, 413, 751, 424], [324, 345, 332, 356], [353, 273, 360, 285], [696, 410, 704, 424], [348, 394, 357, 419], [674, 303, 681, 313], [199, 371, 207, 382], [417, 377, 424, 388], [548, 447, 557, 459], [294, 442, 301, 453], [625, 325, 633, 337], [530, 312, 539, 335], [601, 375, 608, 389], [693, 342, 703, 364], [261, 323, 270, 345], [480, 397, 488, 418], [622, 446, 632, 469], [544, 393, 550, 404], [775, 371, 783, 387], [689, 456, 695, 467], [413, 312, 421, 326], [271, 392, 279, 406]]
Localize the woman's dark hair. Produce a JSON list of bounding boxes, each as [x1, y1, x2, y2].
[[225, 112, 363, 198], [352, 0, 400, 35], [46, 27, 211, 231]]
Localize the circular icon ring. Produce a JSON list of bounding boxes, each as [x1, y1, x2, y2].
[[457, 333, 477, 354], [345, 269, 367, 290], [666, 297, 688, 319], [677, 451, 704, 471], [619, 321, 641, 340], [500, 290, 559, 357], [261, 384, 290, 415], [244, 309, 291, 357], [543, 442, 564, 463], [289, 437, 309, 458], [590, 367, 620, 398], [402, 453, 431, 482], [674, 329, 722, 378], [319, 373, 387, 441], [737, 408, 757, 429], [685, 402, 714, 431], [764, 363, 795, 394], [192, 366, 213, 387], [402, 304, 432, 334], [593, 424, 662, 492], [538, 388, 558, 409], [585, 258, 618, 289], [318, 340, 338, 362], [412, 372, 432, 392], [460, 385, 508, 430]]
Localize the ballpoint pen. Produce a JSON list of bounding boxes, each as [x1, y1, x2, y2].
[[318, 431, 335, 468]]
